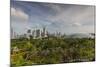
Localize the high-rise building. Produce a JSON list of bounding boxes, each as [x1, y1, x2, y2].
[[36, 29, 41, 38], [11, 28, 13, 39], [41, 27, 47, 38], [56, 32, 61, 37], [32, 30, 35, 39], [26, 27, 48, 39], [27, 29, 32, 39], [11, 28, 16, 39]]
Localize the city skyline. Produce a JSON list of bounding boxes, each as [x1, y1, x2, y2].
[[11, 1, 95, 35]]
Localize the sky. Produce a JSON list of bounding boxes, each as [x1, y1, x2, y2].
[[11, 0, 95, 35]]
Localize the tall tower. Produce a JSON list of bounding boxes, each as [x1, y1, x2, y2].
[[27, 29, 31, 39], [36, 29, 40, 38], [43, 27, 45, 37], [11, 27, 15, 39], [41, 27, 45, 37], [11, 28, 13, 39], [32, 30, 35, 39], [41, 26, 47, 38]]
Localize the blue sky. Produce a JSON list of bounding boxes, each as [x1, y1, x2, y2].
[[11, 0, 95, 35]]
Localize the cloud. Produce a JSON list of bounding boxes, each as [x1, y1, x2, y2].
[[11, 1, 95, 34], [42, 5, 95, 34], [72, 23, 82, 27], [45, 5, 94, 23], [11, 7, 29, 22]]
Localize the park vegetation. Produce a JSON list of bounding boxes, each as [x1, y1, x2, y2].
[[11, 36, 95, 66]]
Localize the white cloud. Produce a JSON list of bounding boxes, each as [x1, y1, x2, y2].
[[45, 5, 95, 33], [72, 22, 82, 27], [11, 7, 29, 22], [46, 5, 94, 25]]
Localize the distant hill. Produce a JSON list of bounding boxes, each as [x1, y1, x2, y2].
[[67, 33, 95, 38]]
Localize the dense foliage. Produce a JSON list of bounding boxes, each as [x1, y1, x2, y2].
[[11, 37, 95, 66]]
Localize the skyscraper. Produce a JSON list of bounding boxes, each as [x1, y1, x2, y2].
[[11, 28, 16, 39], [11, 28, 14, 39], [36, 29, 41, 38], [41, 27, 47, 38]]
